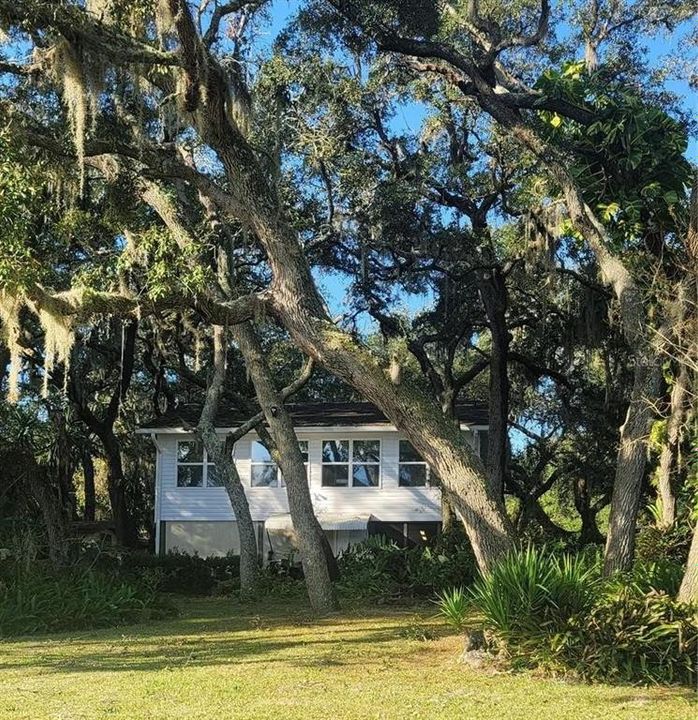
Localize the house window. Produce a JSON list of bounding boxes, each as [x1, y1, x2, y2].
[[177, 440, 220, 487], [398, 440, 428, 487], [251, 439, 309, 487], [321, 439, 380, 487]]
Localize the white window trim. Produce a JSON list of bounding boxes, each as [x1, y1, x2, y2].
[[250, 439, 309, 488], [398, 439, 430, 487], [176, 440, 218, 488], [321, 439, 381, 488]]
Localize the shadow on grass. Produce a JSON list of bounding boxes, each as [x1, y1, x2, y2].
[[0, 597, 453, 675]]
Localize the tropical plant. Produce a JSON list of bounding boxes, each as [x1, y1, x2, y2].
[[435, 587, 469, 633], [468, 546, 600, 651]]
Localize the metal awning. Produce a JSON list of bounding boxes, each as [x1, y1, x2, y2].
[[264, 513, 374, 532]]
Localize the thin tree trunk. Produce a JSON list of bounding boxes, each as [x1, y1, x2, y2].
[[678, 519, 698, 604], [441, 494, 455, 533], [198, 325, 259, 600], [82, 449, 96, 522], [102, 432, 138, 547], [573, 476, 605, 545], [25, 467, 70, 566], [232, 323, 339, 613], [478, 265, 509, 499], [603, 361, 661, 573], [656, 364, 689, 529]]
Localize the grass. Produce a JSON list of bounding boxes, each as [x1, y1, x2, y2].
[[0, 597, 695, 720]]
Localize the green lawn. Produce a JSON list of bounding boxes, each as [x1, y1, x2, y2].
[[0, 597, 695, 720]]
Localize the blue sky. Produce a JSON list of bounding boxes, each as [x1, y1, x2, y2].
[[249, 1, 697, 329]]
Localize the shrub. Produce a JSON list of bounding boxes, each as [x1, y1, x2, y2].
[[556, 584, 698, 685], [436, 586, 469, 632], [461, 546, 697, 685], [0, 564, 175, 636], [468, 545, 600, 653], [91, 550, 240, 596], [337, 535, 476, 600]]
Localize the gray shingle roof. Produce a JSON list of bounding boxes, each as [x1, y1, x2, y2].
[[138, 401, 487, 430]]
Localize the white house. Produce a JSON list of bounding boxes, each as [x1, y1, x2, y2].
[[137, 401, 488, 558]]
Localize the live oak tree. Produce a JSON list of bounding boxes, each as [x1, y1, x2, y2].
[[321, 0, 695, 574], [0, 0, 514, 574], [0, 0, 695, 587]]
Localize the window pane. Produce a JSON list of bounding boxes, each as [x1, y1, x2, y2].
[[352, 463, 379, 487], [322, 464, 349, 487], [177, 465, 203, 487], [298, 440, 309, 463], [178, 441, 203, 463], [251, 464, 278, 487], [399, 464, 427, 487], [399, 440, 422, 463], [322, 440, 349, 463], [207, 465, 224, 487], [251, 441, 273, 463], [353, 440, 380, 463]]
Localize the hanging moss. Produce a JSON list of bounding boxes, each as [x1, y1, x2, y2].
[[154, 0, 176, 41], [0, 291, 23, 403], [36, 305, 75, 398], [36, 39, 104, 194]]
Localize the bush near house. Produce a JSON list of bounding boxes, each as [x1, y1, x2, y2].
[[438, 546, 698, 685], [337, 535, 477, 600], [0, 561, 174, 637], [96, 550, 241, 596]]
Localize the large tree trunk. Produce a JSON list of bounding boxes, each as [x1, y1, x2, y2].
[[656, 364, 689, 529], [478, 265, 510, 499], [269, 299, 515, 571], [199, 326, 259, 600], [232, 323, 339, 613]]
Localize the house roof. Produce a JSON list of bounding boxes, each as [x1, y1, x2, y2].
[[137, 400, 488, 431]]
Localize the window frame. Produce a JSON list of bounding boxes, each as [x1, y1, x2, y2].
[[250, 439, 309, 488], [176, 440, 219, 488], [321, 438, 381, 488], [398, 439, 430, 487]]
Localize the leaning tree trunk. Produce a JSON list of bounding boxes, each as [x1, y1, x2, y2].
[[198, 326, 259, 600], [656, 364, 689, 529], [270, 299, 516, 572], [232, 323, 339, 613]]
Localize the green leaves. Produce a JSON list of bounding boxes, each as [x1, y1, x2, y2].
[[536, 62, 692, 248]]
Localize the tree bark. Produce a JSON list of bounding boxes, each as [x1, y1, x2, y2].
[[656, 365, 689, 529], [603, 360, 662, 574], [82, 449, 96, 522], [678, 519, 698, 604], [102, 431, 137, 547], [70, 320, 140, 546], [231, 323, 339, 613], [25, 465, 70, 566], [478, 265, 510, 499], [198, 325, 259, 600]]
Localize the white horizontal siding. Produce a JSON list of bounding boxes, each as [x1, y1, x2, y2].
[[156, 428, 478, 523]]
